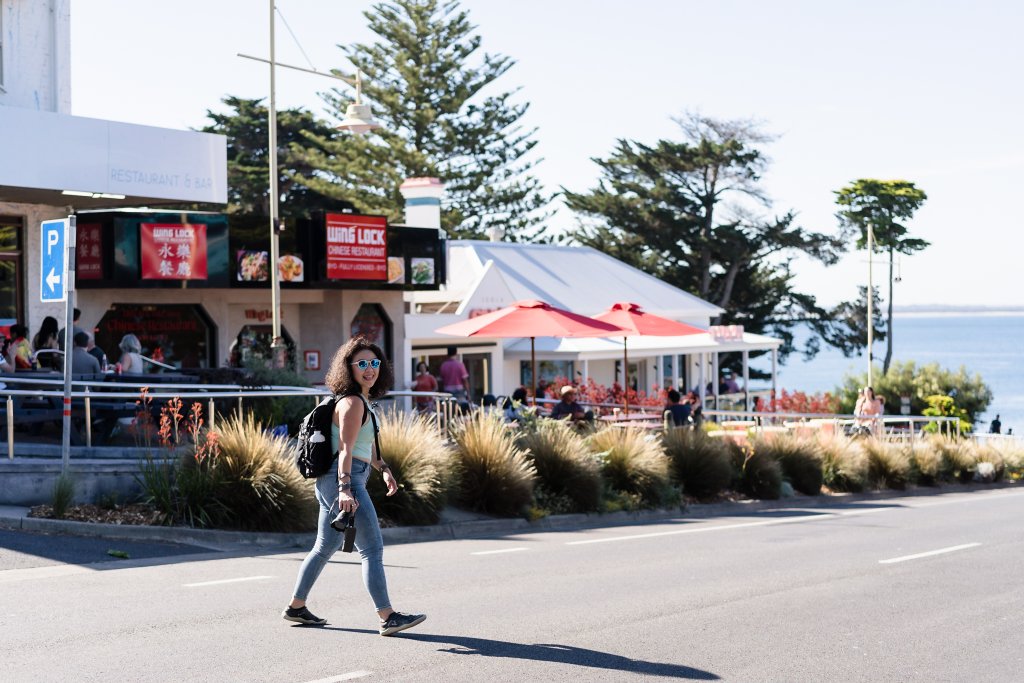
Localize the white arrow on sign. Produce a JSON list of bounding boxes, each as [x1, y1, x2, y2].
[[46, 268, 61, 292]]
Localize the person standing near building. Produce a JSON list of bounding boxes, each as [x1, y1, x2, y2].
[[411, 361, 438, 413], [283, 336, 426, 636], [990, 414, 1002, 434], [439, 346, 470, 402]]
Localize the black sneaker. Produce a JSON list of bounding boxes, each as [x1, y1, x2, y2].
[[282, 605, 327, 626], [379, 611, 426, 636]]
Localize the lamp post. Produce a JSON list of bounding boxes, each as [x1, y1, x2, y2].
[[866, 222, 875, 387], [242, 1, 381, 368]]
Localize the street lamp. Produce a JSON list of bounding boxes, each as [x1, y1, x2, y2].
[[241, 0, 381, 367], [866, 222, 875, 387]]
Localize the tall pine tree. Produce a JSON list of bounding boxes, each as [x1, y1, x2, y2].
[[295, 0, 550, 240], [200, 96, 353, 218]]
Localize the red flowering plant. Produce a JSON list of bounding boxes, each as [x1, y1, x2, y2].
[[548, 376, 668, 415], [765, 389, 840, 415]]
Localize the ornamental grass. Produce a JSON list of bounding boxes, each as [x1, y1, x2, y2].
[[588, 426, 672, 508], [907, 441, 942, 486], [202, 412, 318, 532], [661, 427, 733, 499], [861, 438, 912, 490], [753, 433, 823, 496], [926, 434, 976, 483], [732, 442, 783, 500], [517, 419, 602, 513], [987, 439, 1024, 480], [817, 434, 868, 493], [451, 410, 536, 516], [368, 408, 458, 526]]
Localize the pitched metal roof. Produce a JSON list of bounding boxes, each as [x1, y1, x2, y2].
[[417, 240, 723, 320]]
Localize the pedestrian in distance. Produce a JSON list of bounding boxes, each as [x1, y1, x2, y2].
[[989, 414, 1002, 434], [439, 346, 470, 402], [283, 336, 426, 636]]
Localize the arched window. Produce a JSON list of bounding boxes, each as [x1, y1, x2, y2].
[[351, 303, 392, 359]]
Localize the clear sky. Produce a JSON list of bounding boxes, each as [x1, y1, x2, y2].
[[69, 1, 1024, 308]]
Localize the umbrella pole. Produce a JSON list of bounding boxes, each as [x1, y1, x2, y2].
[[531, 337, 537, 407], [623, 337, 629, 414]]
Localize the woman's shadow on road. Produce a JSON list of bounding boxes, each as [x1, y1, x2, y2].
[[328, 628, 719, 679]]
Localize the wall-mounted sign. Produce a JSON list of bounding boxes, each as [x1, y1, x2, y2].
[[325, 213, 387, 281], [141, 223, 207, 280], [76, 222, 104, 280], [710, 325, 744, 342]]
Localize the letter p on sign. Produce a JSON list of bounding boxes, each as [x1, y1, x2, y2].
[[40, 219, 68, 303]]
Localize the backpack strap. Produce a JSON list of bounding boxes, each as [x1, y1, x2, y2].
[[353, 393, 384, 468]]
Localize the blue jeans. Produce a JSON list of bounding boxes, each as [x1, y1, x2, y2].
[[291, 458, 391, 611]]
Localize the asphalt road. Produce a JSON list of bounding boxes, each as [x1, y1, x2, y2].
[[2, 487, 1023, 682]]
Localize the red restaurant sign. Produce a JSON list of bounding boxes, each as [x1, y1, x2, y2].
[[140, 223, 207, 280], [76, 222, 104, 280], [325, 213, 387, 280]]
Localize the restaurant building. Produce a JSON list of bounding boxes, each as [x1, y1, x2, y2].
[[0, 1, 444, 381]]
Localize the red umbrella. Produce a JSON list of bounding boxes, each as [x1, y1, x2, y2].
[[434, 299, 622, 404], [593, 302, 705, 412]]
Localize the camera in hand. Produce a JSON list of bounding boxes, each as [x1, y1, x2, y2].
[[330, 510, 357, 552]]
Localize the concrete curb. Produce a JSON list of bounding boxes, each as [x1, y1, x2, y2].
[[0, 480, 1016, 550]]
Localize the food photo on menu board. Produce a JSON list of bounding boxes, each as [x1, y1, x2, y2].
[[410, 258, 434, 284], [387, 257, 405, 284], [278, 254, 304, 282], [237, 250, 269, 282]]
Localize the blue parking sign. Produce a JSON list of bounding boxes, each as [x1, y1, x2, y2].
[[40, 219, 68, 303]]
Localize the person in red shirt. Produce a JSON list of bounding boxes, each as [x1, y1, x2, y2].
[[411, 361, 438, 412], [439, 347, 470, 402]]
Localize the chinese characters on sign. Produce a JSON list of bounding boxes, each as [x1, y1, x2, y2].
[[325, 213, 387, 281], [76, 223, 104, 280], [140, 223, 208, 280]]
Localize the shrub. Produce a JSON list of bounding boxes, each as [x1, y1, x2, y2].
[[835, 361, 992, 423], [588, 426, 672, 508], [661, 428, 733, 499], [907, 442, 941, 486], [451, 410, 535, 516], [988, 439, 1024, 480], [732, 443, 782, 500], [862, 439, 912, 489], [817, 435, 867, 492], [51, 473, 75, 519], [922, 395, 972, 434], [367, 409, 457, 525], [926, 435, 976, 483], [753, 434, 823, 496], [517, 419, 602, 513], [200, 412, 318, 532], [972, 444, 1005, 482]]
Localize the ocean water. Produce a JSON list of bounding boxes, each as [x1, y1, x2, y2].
[[769, 314, 1024, 434]]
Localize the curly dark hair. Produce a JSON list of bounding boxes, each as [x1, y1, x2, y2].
[[324, 336, 393, 399]]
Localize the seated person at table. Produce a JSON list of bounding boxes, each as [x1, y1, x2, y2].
[[549, 385, 593, 423], [503, 387, 529, 422], [663, 389, 692, 427], [71, 331, 101, 375]]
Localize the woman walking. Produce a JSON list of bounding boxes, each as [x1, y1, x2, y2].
[[283, 336, 426, 636]]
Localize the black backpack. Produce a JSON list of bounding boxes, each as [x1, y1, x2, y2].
[[294, 393, 371, 479]]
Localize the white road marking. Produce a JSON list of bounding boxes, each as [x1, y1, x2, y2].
[[182, 575, 274, 587], [471, 547, 529, 556], [879, 543, 982, 564], [566, 489, 1024, 546], [302, 672, 372, 683]]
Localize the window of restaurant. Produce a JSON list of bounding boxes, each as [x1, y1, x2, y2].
[[0, 216, 24, 331], [228, 325, 296, 369], [520, 360, 575, 391], [95, 304, 217, 369], [351, 303, 392, 361]]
